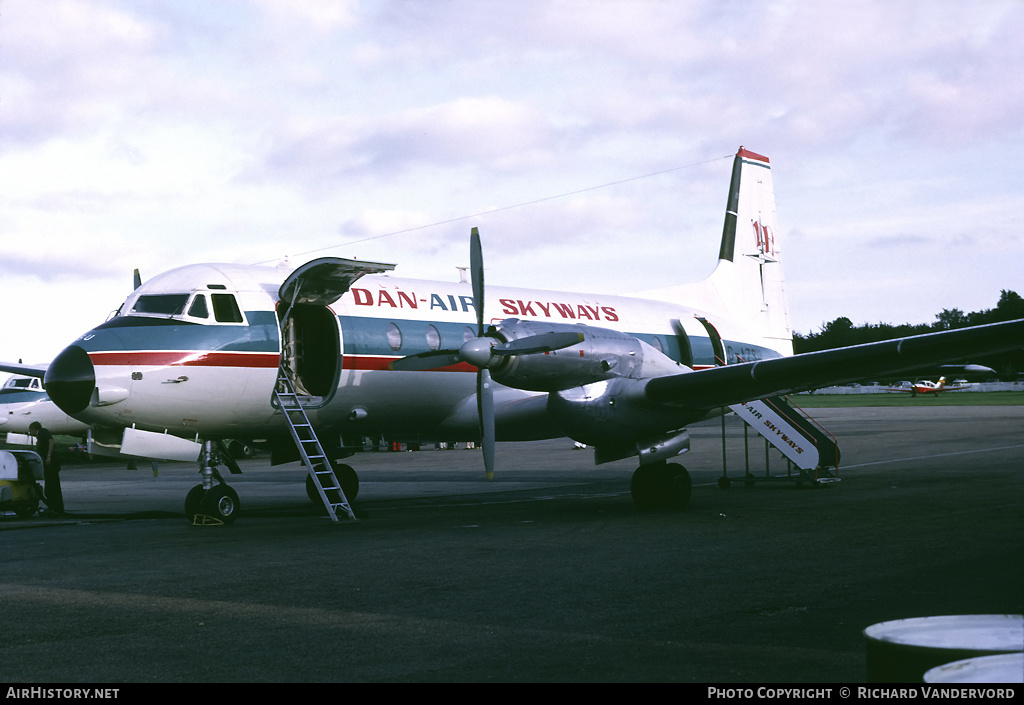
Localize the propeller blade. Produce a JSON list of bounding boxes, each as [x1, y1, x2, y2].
[[388, 350, 462, 371], [133, 269, 142, 290], [493, 331, 584, 356], [478, 368, 495, 480], [470, 227, 485, 337]]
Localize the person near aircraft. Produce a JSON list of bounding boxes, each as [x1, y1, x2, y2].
[[29, 421, 64, 516]]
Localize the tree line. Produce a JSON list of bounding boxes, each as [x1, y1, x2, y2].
[[793, 290, 1024, 381]]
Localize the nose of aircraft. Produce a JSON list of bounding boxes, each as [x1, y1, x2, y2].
[[44, 345, 95, 415]]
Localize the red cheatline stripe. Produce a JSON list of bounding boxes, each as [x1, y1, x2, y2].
[[87, 351, 478, 373], [89, 351, 281, 368], [343, 355, 477, 372]]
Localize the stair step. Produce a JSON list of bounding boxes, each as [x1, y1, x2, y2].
[[274, 363, 355, 523]]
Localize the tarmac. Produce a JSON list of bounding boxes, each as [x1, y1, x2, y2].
[[0, 405, 1021, 683]]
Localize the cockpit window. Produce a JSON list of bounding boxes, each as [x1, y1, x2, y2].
[[124, 292, 244, 324], [188, 294, 210, 319], [211, 294, 244, 323], [3, 377, 41, 391], [132, 294, 190, 315]]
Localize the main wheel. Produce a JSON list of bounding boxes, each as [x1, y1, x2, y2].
[[305, 463, 359, 509], [189, 484, 240, 524], [631, 462, 692, 511], [334, 463, 359, 500], [662, 462, 692, 509]]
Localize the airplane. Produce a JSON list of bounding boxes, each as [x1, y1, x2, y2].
[[0, 374, 90, 444], [2, 146, 1022, 524], [886, 376, 969, 396]]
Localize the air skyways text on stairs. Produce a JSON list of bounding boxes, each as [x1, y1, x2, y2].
[[729, 396, 840, 472]]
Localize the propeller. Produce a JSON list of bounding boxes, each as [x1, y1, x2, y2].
[[389, 227, 583, 480], [470, 227, 495, 481]]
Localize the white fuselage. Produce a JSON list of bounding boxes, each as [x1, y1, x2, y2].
[[55, 264, 790, 445]]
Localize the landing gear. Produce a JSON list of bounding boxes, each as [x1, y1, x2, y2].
[[185, 440, 241, 525], [186, 483, 240, 524], [631, 461, 692, 511], [305, 462, 359, 506]]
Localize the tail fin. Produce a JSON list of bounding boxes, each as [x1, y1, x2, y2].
[[706, 147, 792, 350], [636, 147, 793, 354]]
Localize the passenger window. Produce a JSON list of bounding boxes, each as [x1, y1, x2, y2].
[[188, 294, 209, 319], [211, 294, 244, 323], [426, 325, 441, 351], [386, 322, 403, 351]]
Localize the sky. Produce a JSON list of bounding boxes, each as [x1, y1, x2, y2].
[[2, 0, 1023, 380]]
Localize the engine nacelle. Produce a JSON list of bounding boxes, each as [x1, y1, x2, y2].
[[545, 377, 704, 462], [488, 319, 686, 392]]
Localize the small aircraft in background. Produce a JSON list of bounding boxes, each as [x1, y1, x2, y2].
[[886, 376, 969, 396]]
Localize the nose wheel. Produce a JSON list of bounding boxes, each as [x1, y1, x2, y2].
[[186, 440, 241, 525], [185, 483, 240, 525]]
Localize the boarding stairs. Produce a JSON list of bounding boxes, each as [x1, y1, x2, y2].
[[726, 395, 841, 484], [274, 365, 355, 522]]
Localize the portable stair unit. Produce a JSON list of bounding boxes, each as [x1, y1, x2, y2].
[[725, 395, 840, 486], [273, 256, 396, 522], [274, 365, 355, 522]]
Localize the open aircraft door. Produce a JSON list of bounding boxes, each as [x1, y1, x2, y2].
[[670, 319, 695, 368], [695, 316, 727, 367], [277, 257, 395, 403]]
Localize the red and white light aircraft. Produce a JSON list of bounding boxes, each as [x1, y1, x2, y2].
[[3, 147, 1022, 523], [886, 377, 969, 396]]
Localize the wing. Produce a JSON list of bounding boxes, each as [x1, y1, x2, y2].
[[635, 318, 1024, 410], [0, 362, 47, 379]]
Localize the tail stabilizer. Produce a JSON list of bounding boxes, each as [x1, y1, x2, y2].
[[636, 147, 792, 354], [706, 147, 791, 349]]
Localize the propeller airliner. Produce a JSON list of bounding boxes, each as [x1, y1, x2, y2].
[[3, 147, 1022, 523], [0, 374, 90, 443]]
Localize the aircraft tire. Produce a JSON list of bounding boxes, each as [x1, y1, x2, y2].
[[334, 463, 359, 501], [630, 464, 658, 510], [184, 484, 204, 520], [664, 462, 692, 509], [187, 484, 240, 524], [305, 463, 359, 508], [631, 462, 691, 511]]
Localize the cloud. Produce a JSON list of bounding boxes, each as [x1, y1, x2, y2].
[[255, 0, 358, 33], [0, 0, 158, 147], [253, 96, 558, 189], [1, 0, 1022, 365]]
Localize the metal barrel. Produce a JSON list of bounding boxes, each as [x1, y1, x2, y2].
[[924, 652, 1024, 684], [864, 614, 1024, 682]]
